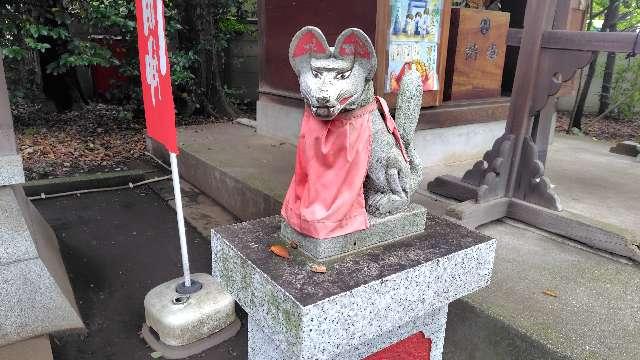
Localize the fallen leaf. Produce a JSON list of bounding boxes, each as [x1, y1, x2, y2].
[[310, 264, 327, 273], [269, 244, 291, 259], [542, 289, 558, 298], [289, 240, 299, 249], [150, 351, 163, 358]]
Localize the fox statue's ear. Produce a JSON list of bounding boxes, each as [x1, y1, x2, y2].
[[334, 28, 377, 80], [289, 26, 330, 76]]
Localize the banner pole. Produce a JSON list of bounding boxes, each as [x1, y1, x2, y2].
[[169, 152, 191, 287]]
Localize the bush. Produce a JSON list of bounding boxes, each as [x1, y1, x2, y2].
[[610, 56, 640, 120], [1, 0, 250, 117]]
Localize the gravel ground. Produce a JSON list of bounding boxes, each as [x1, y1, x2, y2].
[[10, 102, 637, 181], [556, 112, 640, 143], [11, 102, 231, 181]]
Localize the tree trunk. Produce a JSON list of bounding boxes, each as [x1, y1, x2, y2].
[[599, 52, 617, 114], [190, 1, 237, 119], [569, 52, 598, 132], [598, 0, 619, 114], [569, 0, 618, 131], [210, 45, 237, 119]]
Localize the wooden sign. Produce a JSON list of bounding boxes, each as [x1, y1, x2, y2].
[[444, 8, 509, 101]]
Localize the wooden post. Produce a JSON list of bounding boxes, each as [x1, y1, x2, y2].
[[427, 0, 640, 261], [504, 0, 557, 197], [531, 97, 557, 165]]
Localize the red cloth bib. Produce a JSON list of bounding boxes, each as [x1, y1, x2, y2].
[[281, 97, 406, 239]]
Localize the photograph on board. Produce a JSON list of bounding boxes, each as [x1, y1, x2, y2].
[[389, 0, 443, 42]]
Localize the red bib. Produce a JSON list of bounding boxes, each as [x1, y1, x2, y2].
[[281, 97, 406, 239]]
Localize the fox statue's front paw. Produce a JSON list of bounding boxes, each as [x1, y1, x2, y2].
[[366, 192, 410, 217]]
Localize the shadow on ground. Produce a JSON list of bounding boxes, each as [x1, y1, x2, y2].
[[34, 186, 246, 360]]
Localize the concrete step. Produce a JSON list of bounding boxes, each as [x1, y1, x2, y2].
[[148, 122, 640, 360]]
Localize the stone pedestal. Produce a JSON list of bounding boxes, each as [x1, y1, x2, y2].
[[212, 213, 495, 360], [0, 154, 24, 186], [280, 204, 428, 260]]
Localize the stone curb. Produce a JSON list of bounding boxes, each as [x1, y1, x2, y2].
[[23, 168, 160, 197]]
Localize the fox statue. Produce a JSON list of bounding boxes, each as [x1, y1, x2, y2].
[[281, 26, 423, 239]]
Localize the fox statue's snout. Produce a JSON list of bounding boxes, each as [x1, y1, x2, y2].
[[303, 57, 367, 119], [289, 27, 377, 120]]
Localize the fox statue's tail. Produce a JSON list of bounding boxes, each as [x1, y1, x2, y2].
[[394, 69, 424, 191]]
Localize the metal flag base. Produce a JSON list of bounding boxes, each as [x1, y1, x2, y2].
[[142, 273, 240, 359]]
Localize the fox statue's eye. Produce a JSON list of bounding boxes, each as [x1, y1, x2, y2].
[[336, 70, 352, 80], [311, 70, 321, 79]]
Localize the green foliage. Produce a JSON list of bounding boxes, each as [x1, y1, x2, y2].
[[240, 0, 257, 17], [46, 40, 113, 74], [610, 56, 640, 119], [591, 0, 640, 31], [588, 1, 640, 118], [170, 50, 198, 87], [2, 0, 251, 116], [0, 2, 113, 74]]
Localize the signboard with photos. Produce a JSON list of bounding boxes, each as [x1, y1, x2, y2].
[[374, 0, 451, 108]]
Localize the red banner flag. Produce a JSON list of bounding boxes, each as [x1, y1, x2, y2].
[[135, 0, 178, 153]]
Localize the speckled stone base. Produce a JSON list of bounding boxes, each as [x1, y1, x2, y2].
[[212, 214, 496, 360], [248, 305, 447, 360], [0, 154, 24, 186], [0, 186, 83, 346], [280, 204, 428, 260]]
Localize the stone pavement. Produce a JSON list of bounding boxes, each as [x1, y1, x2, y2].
[[146, 122, 640, 359], [446, 221, 639, 359], [419, 133, 640, 240], [33, 185, 246, 360]]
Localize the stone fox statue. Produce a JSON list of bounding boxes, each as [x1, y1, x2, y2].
[[281, 26, 423, 239]]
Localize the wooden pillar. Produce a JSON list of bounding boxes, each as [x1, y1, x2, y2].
[[504, 0, 558, 197], [531, 97, 557, 164]]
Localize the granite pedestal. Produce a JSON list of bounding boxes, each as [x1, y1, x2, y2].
[[0, 186, 84, 346], [212, 213, 495, 360], [280, 204, 428, 260], [0, 154, 24, 186]]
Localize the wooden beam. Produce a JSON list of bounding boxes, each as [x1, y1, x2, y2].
[[508, 199, 640, 262], [259, 90, 510, 130], [417, 97, 510, 130], [541, 30, 639, 53], [508, 29, 639, 53], [428, 175, 480, 203], [446, 198, 510, 229], [506, 28, 523, 47]]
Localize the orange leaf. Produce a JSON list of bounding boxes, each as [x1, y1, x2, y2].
[[542, 289, 558, 298], [269, 244, 291, 259], [310, 264, 327, 273]]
